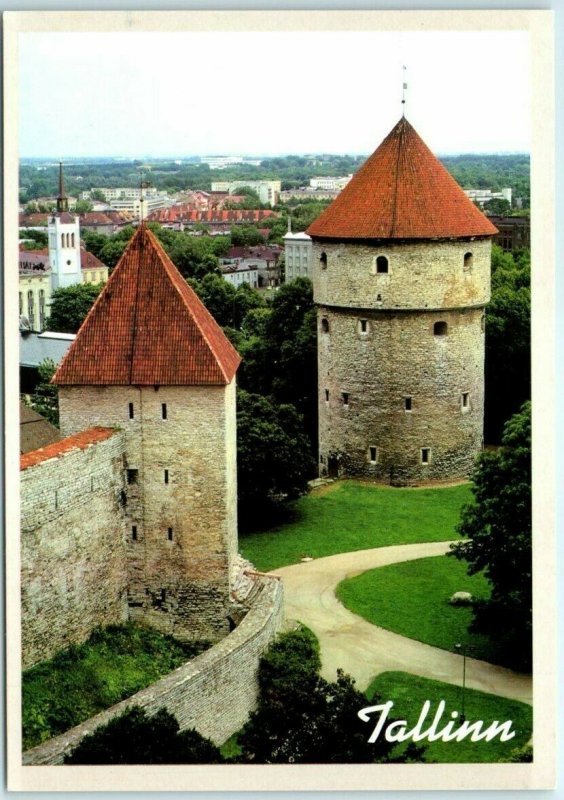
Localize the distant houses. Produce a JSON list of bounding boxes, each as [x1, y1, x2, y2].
[[220, 244, 283, 289]]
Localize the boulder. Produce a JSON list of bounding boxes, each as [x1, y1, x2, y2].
[[449, 591, 473, 606]]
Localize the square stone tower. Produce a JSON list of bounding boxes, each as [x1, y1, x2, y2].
[[307, 117, 498, 485], [53, 224, 241, 642]]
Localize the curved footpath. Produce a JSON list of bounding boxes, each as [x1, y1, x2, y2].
[[271, 541, 532, 705]]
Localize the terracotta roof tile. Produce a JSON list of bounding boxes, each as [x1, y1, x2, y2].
[[307, 117, 498, 241], [53, 225, 241, 386], [21, 427, 116, 470]]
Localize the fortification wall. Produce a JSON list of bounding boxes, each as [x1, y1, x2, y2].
[[312, 238, 491, 311], [21, 429, 128, 669], [23, 576, 284, 765], [58, 382, 238, 643], [318, 306, 485, 484]]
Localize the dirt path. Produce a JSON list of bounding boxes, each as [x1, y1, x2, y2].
[[271, 541, 532, 705]]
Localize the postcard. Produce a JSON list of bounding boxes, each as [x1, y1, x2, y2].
[[4, 8, 556, 794]]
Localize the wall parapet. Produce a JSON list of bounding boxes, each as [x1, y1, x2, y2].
[[22, 575, 284, 766]]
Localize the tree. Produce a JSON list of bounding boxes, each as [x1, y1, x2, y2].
[[484, 245, 530, 442], [81, 230, 109, 261], [46, 283, 103, 334], [74, 200, 93, 213], [65, 707, 223, 765], [449, 402, 532, 670], [20, 228, 48, 249], [238, 627, 423, 764], [236, 390, 315, 522], [22, 358, 59, 427], [482, 198, 511, 216], [90, 189, 107, 202], [230, 224, 266, 247]]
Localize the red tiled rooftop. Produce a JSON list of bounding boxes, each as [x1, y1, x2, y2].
[[53, 224, 241, 386], [307, 117, 498, 241], [21, 427, 116, 470]]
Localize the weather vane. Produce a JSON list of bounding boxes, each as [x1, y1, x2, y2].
[[402, 65, 407, 116]]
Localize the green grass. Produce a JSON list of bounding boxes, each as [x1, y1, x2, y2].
[[336, 554, 502, 663], [365, 672, 532, 763], [240, 481, 471, 571], [23, 623, 209, 751]]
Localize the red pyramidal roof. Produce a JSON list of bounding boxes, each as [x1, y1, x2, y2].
[[307, 117, 498, 241], [54, 225, 241, 386]]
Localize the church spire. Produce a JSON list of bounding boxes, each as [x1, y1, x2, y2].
[[57, 161, 69, 213]]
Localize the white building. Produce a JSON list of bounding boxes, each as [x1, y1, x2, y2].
[[82, 186, 159, 201], [463, 187, 512, 207], [283, 224, 312, 281], [108, 193, 172, 218], [211, 180, 281, 207], [309, 175, 353, 191], [48, 164, 82, 291], [221, 261, 259, 289]]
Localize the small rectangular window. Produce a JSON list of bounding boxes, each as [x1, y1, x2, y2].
[[421, 448, 431, 465], [342, 392, 349, 406], [359, 319, 368, 333], [128, 402, 134, 419], [162, 403, 167, 420], [369, 446, 378, 464], [164, 469, 169, 484], [131, 525, 138, 541], [167, 527, 173, 541], [461, 392, 470, 409], [126, 469, 138, 484], [405, 397, 412, 412], [325, 389, 329, 402], [161, 589, 166, 602]]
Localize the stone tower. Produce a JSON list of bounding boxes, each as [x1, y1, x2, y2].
[[48, 162, 82, 290], [53, 224, 241, 642], [307, 117, 498, 485]]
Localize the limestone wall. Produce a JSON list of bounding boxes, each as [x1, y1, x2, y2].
[[58, 381, 238, 643], [318, 306, 485, 484], [22, 576, 284, 765], [312, 238, 491, 311], [21, 430, 128, 669]]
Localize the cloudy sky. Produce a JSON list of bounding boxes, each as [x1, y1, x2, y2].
[[19, 29, 531, 158]]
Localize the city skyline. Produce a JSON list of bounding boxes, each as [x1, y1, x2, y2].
[[19, 29, 531, 159]]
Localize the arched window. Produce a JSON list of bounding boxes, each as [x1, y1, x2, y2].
[[61, 233, 65, 248], [71, 232, 75, 247], [434, 321, 448, 336], [463, 252, 473, 270], [376, 255, 389, 273], [320, 251, 327, 269], [321, 317, 330, 333]]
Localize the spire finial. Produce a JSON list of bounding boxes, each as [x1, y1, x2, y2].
[[401, 65, 407, 117], [139, 173, 147, 223], [57, 161, 68, 213]]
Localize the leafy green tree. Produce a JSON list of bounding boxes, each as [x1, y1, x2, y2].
[[230, 224, 266, 247], [22, 358, 59, 427], [20, 229, 48, 249], [74, 200, 93, 213], [238, 627, 423, 764], [46, 283, 103, 334], [65, 707, 223, 765], [81, 230, 109, 261], [90, 189, 107, 202], [485, 246, 530, 442], [449, 402, 531, 670], [482, 198, 511, 216], [236, 390, 315, 521], [99, 238, 129, 270], [190, 273, 236, 327]]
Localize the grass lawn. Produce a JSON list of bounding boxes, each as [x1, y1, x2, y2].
[[336, 554, 502, 663], [23, 623, 208, 751], [365, 672, 532, 763], [240, 480, 471, 571]]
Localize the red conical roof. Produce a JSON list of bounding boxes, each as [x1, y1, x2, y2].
[[54, 225, 241, 386], [306, 117, 498, 241]]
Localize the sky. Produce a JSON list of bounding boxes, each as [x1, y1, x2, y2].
[[18, 29, 531, 159]]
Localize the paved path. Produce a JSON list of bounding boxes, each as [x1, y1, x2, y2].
[[271, 541, 532, 705]]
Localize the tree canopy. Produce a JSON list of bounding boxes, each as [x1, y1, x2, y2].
[[449, 402, 532, 670], [46, 283, 104, 334]]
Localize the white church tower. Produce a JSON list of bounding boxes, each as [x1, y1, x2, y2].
[[48, 162, 82, 290]]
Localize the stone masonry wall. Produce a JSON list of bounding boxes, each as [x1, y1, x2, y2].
[[318, 306, 485, 484], [21, 430, 128, 669], [313, 237, 491, 484], [313, 238, 491, 311], [23, 576, 284, 765], [58, 381, 238, 644]]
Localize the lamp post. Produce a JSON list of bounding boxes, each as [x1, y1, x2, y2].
[[455, 642, 467, 723]]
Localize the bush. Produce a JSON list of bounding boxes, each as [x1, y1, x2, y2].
[[65, 707, 222, 764]]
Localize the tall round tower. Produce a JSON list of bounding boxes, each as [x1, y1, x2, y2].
[[307, 117, 497, 485]]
